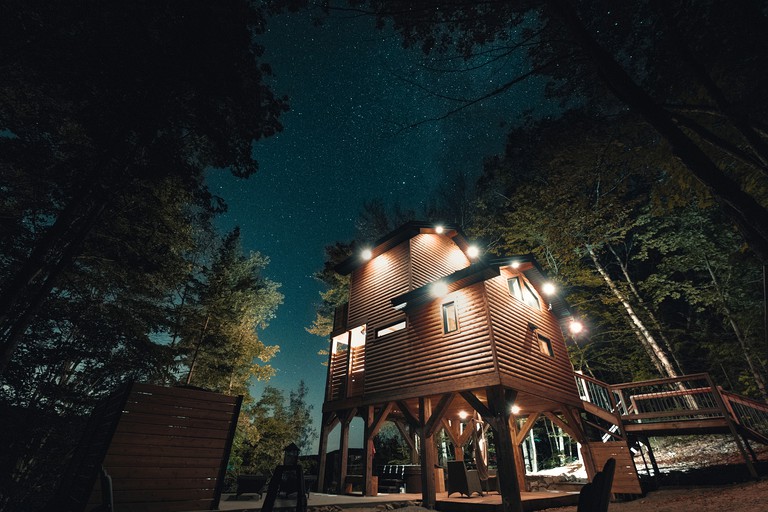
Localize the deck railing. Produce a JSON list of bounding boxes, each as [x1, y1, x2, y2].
[[576, 372, 768, 441], [720, 389, 768, 442]]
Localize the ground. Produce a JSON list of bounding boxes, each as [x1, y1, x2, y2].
[[310, 435, 768, 512]]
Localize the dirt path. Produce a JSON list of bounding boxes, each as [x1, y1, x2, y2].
[[547, 479, 768, 512]]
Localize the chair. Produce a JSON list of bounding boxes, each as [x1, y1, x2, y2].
[[446, 461, 484, 498], [577, 458, 616, 512]]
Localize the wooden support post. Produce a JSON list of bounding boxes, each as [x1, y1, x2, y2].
[[316, 412, 338, 493], [487, 386, 522, 512], [338, 409, 355, 494], [419, 397, 437, 508], [364, 406, 375, 496], [642, 435, 661, 480], [508, 415, 527, 492], [707, 374, 758, 479]]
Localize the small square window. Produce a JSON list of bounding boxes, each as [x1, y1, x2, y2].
[[538, 334, 554, 357], [442, 301, 458, 333]]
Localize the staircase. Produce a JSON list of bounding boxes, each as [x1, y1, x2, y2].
[[574, 372, 768, 480]]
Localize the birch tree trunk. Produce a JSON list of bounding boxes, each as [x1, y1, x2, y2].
[[587, 245, 680, 379]]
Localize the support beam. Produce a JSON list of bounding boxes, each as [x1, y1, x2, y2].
[[486, 386, 522, 512], [368, 402, 395, 440], [419, 397, 437, 509], [460, 390, 494, 425], [515, 412, 541, 445], [508, 414, 527, 492], [337, 408, 356, 494], [424, 393, 455, 438], [364, 406, 375, 496], [316, 412, 339, 493]]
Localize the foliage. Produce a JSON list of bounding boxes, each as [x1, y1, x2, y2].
[[177, 228, 282, 393], [0, 0, 289, 372], [0, 2, 289, 509], [234, 382, 317, 476]]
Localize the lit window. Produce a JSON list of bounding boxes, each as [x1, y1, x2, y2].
[[507, 277, 540, 310], [538, 334, 554, 357], [377, 321, 406, 338], [442, 302, 458, 333]]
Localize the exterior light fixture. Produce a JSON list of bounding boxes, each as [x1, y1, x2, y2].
[[542, 282, 556, 295], [510, 260, 520, 269], [431, 280, 449, 298], [435, 225, 444, 234], [458, 410, 469, 420], [361, 248, 373, 260], [466, 245, 480, 258], [569, 320, 584, 335], [511, 405, 521, 415]]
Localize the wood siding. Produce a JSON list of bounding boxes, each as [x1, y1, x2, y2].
[[92, 383, 240, 512], [409, 233, 470, 289], [587, 441, 642, 494], [485, 269, 581, 407], [347, 241, 410, 330], [365, 282, 496, 397]]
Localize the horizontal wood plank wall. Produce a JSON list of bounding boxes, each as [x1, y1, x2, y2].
[[91, 384, 241, 512], [485, 269, 582, 407], [587, 441, 642, 494], [366, 282, 495, 396], [347, 241, 410, 330], [409, 233, 470, 289]]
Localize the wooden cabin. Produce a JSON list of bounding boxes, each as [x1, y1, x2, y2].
[[317, 222, 630, 512]]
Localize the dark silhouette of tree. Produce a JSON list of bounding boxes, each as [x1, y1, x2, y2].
[[0, 0, 289, 372]]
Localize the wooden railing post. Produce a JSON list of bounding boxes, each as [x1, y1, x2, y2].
[[706, 374, 758, 479]]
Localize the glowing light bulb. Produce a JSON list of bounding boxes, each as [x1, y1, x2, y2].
[[542, 282, 556, 295], [458, 410, 469, 420], [435, 225, 444, 234], [361, 249, 372, 260], [511, 405, 521, 415], [467, 245, 480, 258], [510, 260, 520, 269], [569, 320, 584, 335]]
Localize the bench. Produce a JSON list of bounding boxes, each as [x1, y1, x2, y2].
[[377, 464, 406, 493]]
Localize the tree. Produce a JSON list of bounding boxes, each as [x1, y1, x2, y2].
[[327, 0, 768, 261], [235, 382, 317, 476], [178, 228, 282, 393], [0, 0, 288, 372]]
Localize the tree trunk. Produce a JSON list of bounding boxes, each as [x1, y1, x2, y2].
[[587, 245, 680, 379], [607, 244, 685, 374], [549, 0, 768, 262], [186, 312, 211, 385], [703, 256, 768, 400]]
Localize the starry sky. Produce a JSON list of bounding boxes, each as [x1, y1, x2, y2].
[[207, 10, 550, 451]]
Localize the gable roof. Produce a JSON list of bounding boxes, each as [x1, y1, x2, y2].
[[390, 254, 573, 321], [334, 220, 469, 275]]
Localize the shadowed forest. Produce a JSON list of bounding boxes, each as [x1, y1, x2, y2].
[[1, 1, 767, 511]]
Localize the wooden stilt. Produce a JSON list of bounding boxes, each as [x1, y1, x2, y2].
[[419, 396, 437, 509], [487, 387, 523, 512], [316, 412, 337, 493]]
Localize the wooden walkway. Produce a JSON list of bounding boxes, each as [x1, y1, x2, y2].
[[215, 491, 578, 512]]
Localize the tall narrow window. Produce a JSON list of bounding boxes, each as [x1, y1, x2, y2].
[[538, 334, 554, 357], [442, 301, 458, 333]]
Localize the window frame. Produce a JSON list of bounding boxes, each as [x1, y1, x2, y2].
[[376, 320, 407, 338], [507, 276, 541, 310], [442, 301, 459, 334], [537, 333, 554, 357]]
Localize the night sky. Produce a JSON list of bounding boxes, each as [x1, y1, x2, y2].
[[207, 11, 551, 450]]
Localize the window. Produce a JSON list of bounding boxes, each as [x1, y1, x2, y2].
[[507, 277, 540, 310], [377, 320, 406, 338], [442, 301, 458, 333], [538, 334, 554, 357]]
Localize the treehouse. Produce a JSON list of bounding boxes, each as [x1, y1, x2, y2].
[[316, 222, 603, 509], [318, 222, 768, 512]]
